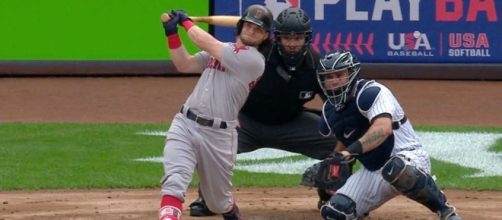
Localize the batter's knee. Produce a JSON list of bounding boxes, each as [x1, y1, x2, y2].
[[320, 194, 357, 220]]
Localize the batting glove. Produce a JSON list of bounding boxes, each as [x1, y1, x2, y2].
[[162, 11, 180, 37], [171, 10, 191, 23]]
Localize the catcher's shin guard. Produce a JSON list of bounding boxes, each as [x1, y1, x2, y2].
[[382, 156, 461, 220], [320, 194, 357, 220]]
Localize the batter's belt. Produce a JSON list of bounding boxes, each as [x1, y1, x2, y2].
[[180, 106, 228, 129]]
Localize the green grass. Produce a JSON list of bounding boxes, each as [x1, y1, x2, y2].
[[1, 123, 501, 191], [0, 123, 167, 190], [414, 125, 502, 133]]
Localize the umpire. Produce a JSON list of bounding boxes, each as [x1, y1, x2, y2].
[[189, 7, 338, 216]]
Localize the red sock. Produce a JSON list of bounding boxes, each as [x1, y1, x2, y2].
[[159, 195, 182, 220], [161, 194, 182, 208]]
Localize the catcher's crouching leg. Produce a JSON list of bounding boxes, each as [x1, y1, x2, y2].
[[382, 156, 462, 220], [320, 194, 357, 220]]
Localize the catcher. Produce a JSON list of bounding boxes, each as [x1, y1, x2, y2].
[[312, 50, 462, 220]]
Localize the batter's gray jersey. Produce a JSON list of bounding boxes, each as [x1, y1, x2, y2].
[[161, 43, 265, 213], [185, 43, 265, 120], [336, 81, 431, 217]]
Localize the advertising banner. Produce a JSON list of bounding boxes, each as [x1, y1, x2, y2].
[[213, 0, 501, 63]]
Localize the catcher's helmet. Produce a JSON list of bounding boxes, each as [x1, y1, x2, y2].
[[274, 7, 313, 70], [237, 4, 273, 35], [317, 50, 361, 110]]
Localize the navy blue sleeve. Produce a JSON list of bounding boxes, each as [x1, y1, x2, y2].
[[357, 86, 381, 111]]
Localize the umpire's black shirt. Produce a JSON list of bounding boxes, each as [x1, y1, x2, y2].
[[240, 44, 324, 125]]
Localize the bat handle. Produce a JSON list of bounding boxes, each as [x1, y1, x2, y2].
[[161, 13, 171, 22]]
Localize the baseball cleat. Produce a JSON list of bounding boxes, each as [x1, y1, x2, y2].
[[189, 197, 216, 216]]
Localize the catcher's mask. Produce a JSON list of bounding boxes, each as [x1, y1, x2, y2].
[[237, 4, 273, 35], [274, 7, 312, 71], [317, 50, 361, 111]]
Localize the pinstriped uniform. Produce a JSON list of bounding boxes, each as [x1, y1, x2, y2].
[[321, 80, 431, 217]]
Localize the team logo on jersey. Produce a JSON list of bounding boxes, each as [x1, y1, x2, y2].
[[298, 91, 314, 100], [207, 57, 226, 72], [232, 44, 249, 54]]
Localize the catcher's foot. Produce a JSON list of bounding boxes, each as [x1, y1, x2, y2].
[[439, 206, 462, 220], [189, 197, 216, 216]]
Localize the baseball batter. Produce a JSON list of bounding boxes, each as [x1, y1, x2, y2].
[[316, 51, 462, 220], [159, 5, 273, 220], [188, 7, 339, 216]]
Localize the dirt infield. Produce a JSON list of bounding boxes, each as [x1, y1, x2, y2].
[[1, 77, 501, 220]]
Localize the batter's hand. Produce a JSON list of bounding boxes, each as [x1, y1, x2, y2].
[[170, 10, 191, 24], [162, 11, 180, 36]]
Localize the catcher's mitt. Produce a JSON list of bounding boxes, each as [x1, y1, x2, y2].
[[300, 152, 353, 190]]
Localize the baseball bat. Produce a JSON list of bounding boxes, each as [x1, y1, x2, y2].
[[190, 16, 239, 27], [161, 13, 239, 27]]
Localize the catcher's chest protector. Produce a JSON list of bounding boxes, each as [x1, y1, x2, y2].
[[325, 81, 394, 171]]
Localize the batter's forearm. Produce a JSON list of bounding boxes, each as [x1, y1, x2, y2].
[[186, 26, 223, 60]]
